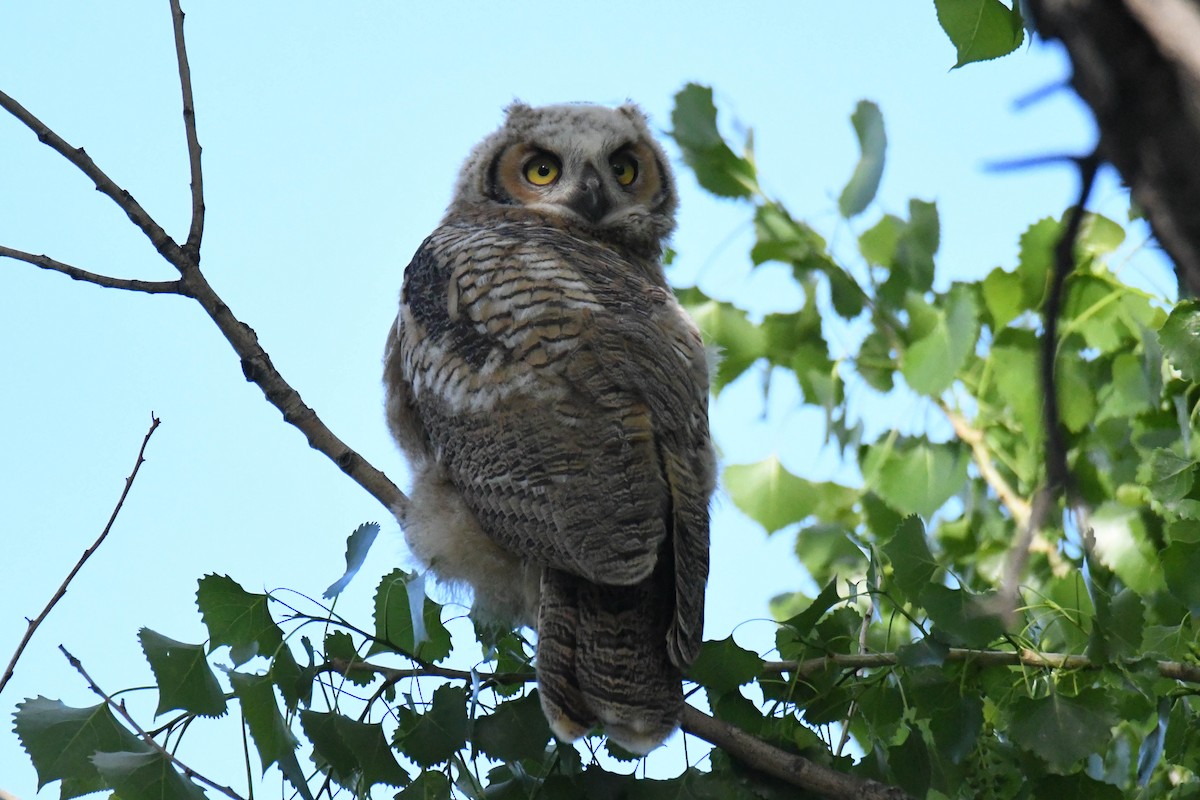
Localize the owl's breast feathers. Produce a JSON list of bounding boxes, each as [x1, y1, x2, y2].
[[394, 216, 712, 667]]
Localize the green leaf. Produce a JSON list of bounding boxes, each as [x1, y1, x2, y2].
[[324, 630, 371, 687], [196, 574, 284, 666], [864, 439, 969, 518], [901, 284, 980, 396], [724, 456, 817, 533], [935, 0, 1025, 67], [14, 697, 151, 798], [920, 585, 1005, 647], [137, 629, 226, 719], [323, 521, 380, 599], [395, 771, 452, 800], [982, 267, 1025, 329], [777, 579, 842, 648], [1139, 448, 1196, 504], [1162, 541, 1200, 616], [1006, 689, 1117, 771], [300, 710, 409, 790], [989, 329, 1042, 441], [1016, 216, 1059, 309], [393, 685, 468, 767], [1077, 211, 1126, 257], [473, 691, 553, 762], [856, 329, 896, 392], [228, 671, 313, 800], [671, 83, 757, 198], [91, 751, 207, 800], [794, 523, 867, 586], [880, 200, 940, 302], [369, 568, 451, 661], [677, 289, 766, 391], [883, 515, 938, 604], [1032, 772, 1124, 800], [859, 214, 901, 266], [1160, 300, 1200, 381], [1086, 587, 1144, 664], [1090, 502, 1166, 594], [838, 100, 886, 218], [688, 637, 763, 694]]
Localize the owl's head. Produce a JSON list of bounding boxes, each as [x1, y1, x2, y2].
[[448, 102, 678, 256]]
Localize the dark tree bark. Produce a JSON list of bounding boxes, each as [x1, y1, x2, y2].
[[1028, 0, 1200, 295]]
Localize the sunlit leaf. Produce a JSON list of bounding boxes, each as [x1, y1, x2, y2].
[[838, 100, 886, 218], [671, 83, 757, 198], [1159, 300, 1200, 381], [864, 439, 969, 518], [935, 0, 1024, 68]]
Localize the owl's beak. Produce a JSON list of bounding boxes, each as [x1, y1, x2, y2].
[[566, 165, 611, 223]]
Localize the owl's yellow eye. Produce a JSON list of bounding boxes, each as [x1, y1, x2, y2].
[[524, 154, 561, 186], [611, 153, 638, 186]]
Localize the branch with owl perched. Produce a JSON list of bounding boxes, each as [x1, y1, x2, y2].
[[0, 4, 911, 800]]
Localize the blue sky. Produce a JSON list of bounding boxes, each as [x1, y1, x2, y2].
[[0, 3, 1170, 796]]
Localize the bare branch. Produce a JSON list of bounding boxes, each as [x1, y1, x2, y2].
[[0, 416, 161, 697], [0, 88, 187, 267], [169, 0, 204, 255], [60, 645, 248, 800], [0, 24, 409, 518], [0, 246, 183, 294]]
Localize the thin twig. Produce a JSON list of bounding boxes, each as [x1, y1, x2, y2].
[[0, 88, 185, 265], [939, 402, 1031, 527], [169, 0, 204, 256], [0, 416, 161, 696], [764, 646, 1200, 684], [0, 15, 410, 519], [60, 646, 248, 800], [0, 246, 183, 294]]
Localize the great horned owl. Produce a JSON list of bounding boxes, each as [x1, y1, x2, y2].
[[383, 102, 714, 753]]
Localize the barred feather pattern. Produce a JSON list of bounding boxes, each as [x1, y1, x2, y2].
[[385, 181, 713, 752]]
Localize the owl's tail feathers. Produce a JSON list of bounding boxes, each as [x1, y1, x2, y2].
[[536, 567, 683, 755], [537, 568, 598, 743]]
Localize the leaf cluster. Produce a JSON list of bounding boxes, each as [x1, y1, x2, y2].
[[671, 78, 1200, 797]]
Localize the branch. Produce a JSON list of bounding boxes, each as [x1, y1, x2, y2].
[[765, 647, 1200, 684], [0, 416, 161, 697], [0, 88, 186, 265], [1028, 0, 1200, 294], [679, 706, 911, 800], [169, 0, 204, 255], [0, 246, 183, 294], [939, 402, 1030, 527], [0, 6, 410, 519], [61, 645, 247, 800], [325, 658, 910, 800]]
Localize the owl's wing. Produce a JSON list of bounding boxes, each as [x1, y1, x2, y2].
[[396, 222, 712, 622]]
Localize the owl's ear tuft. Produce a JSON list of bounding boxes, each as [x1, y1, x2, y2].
[[504, 101, 536, 121], [617, 103, 649, 126]]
